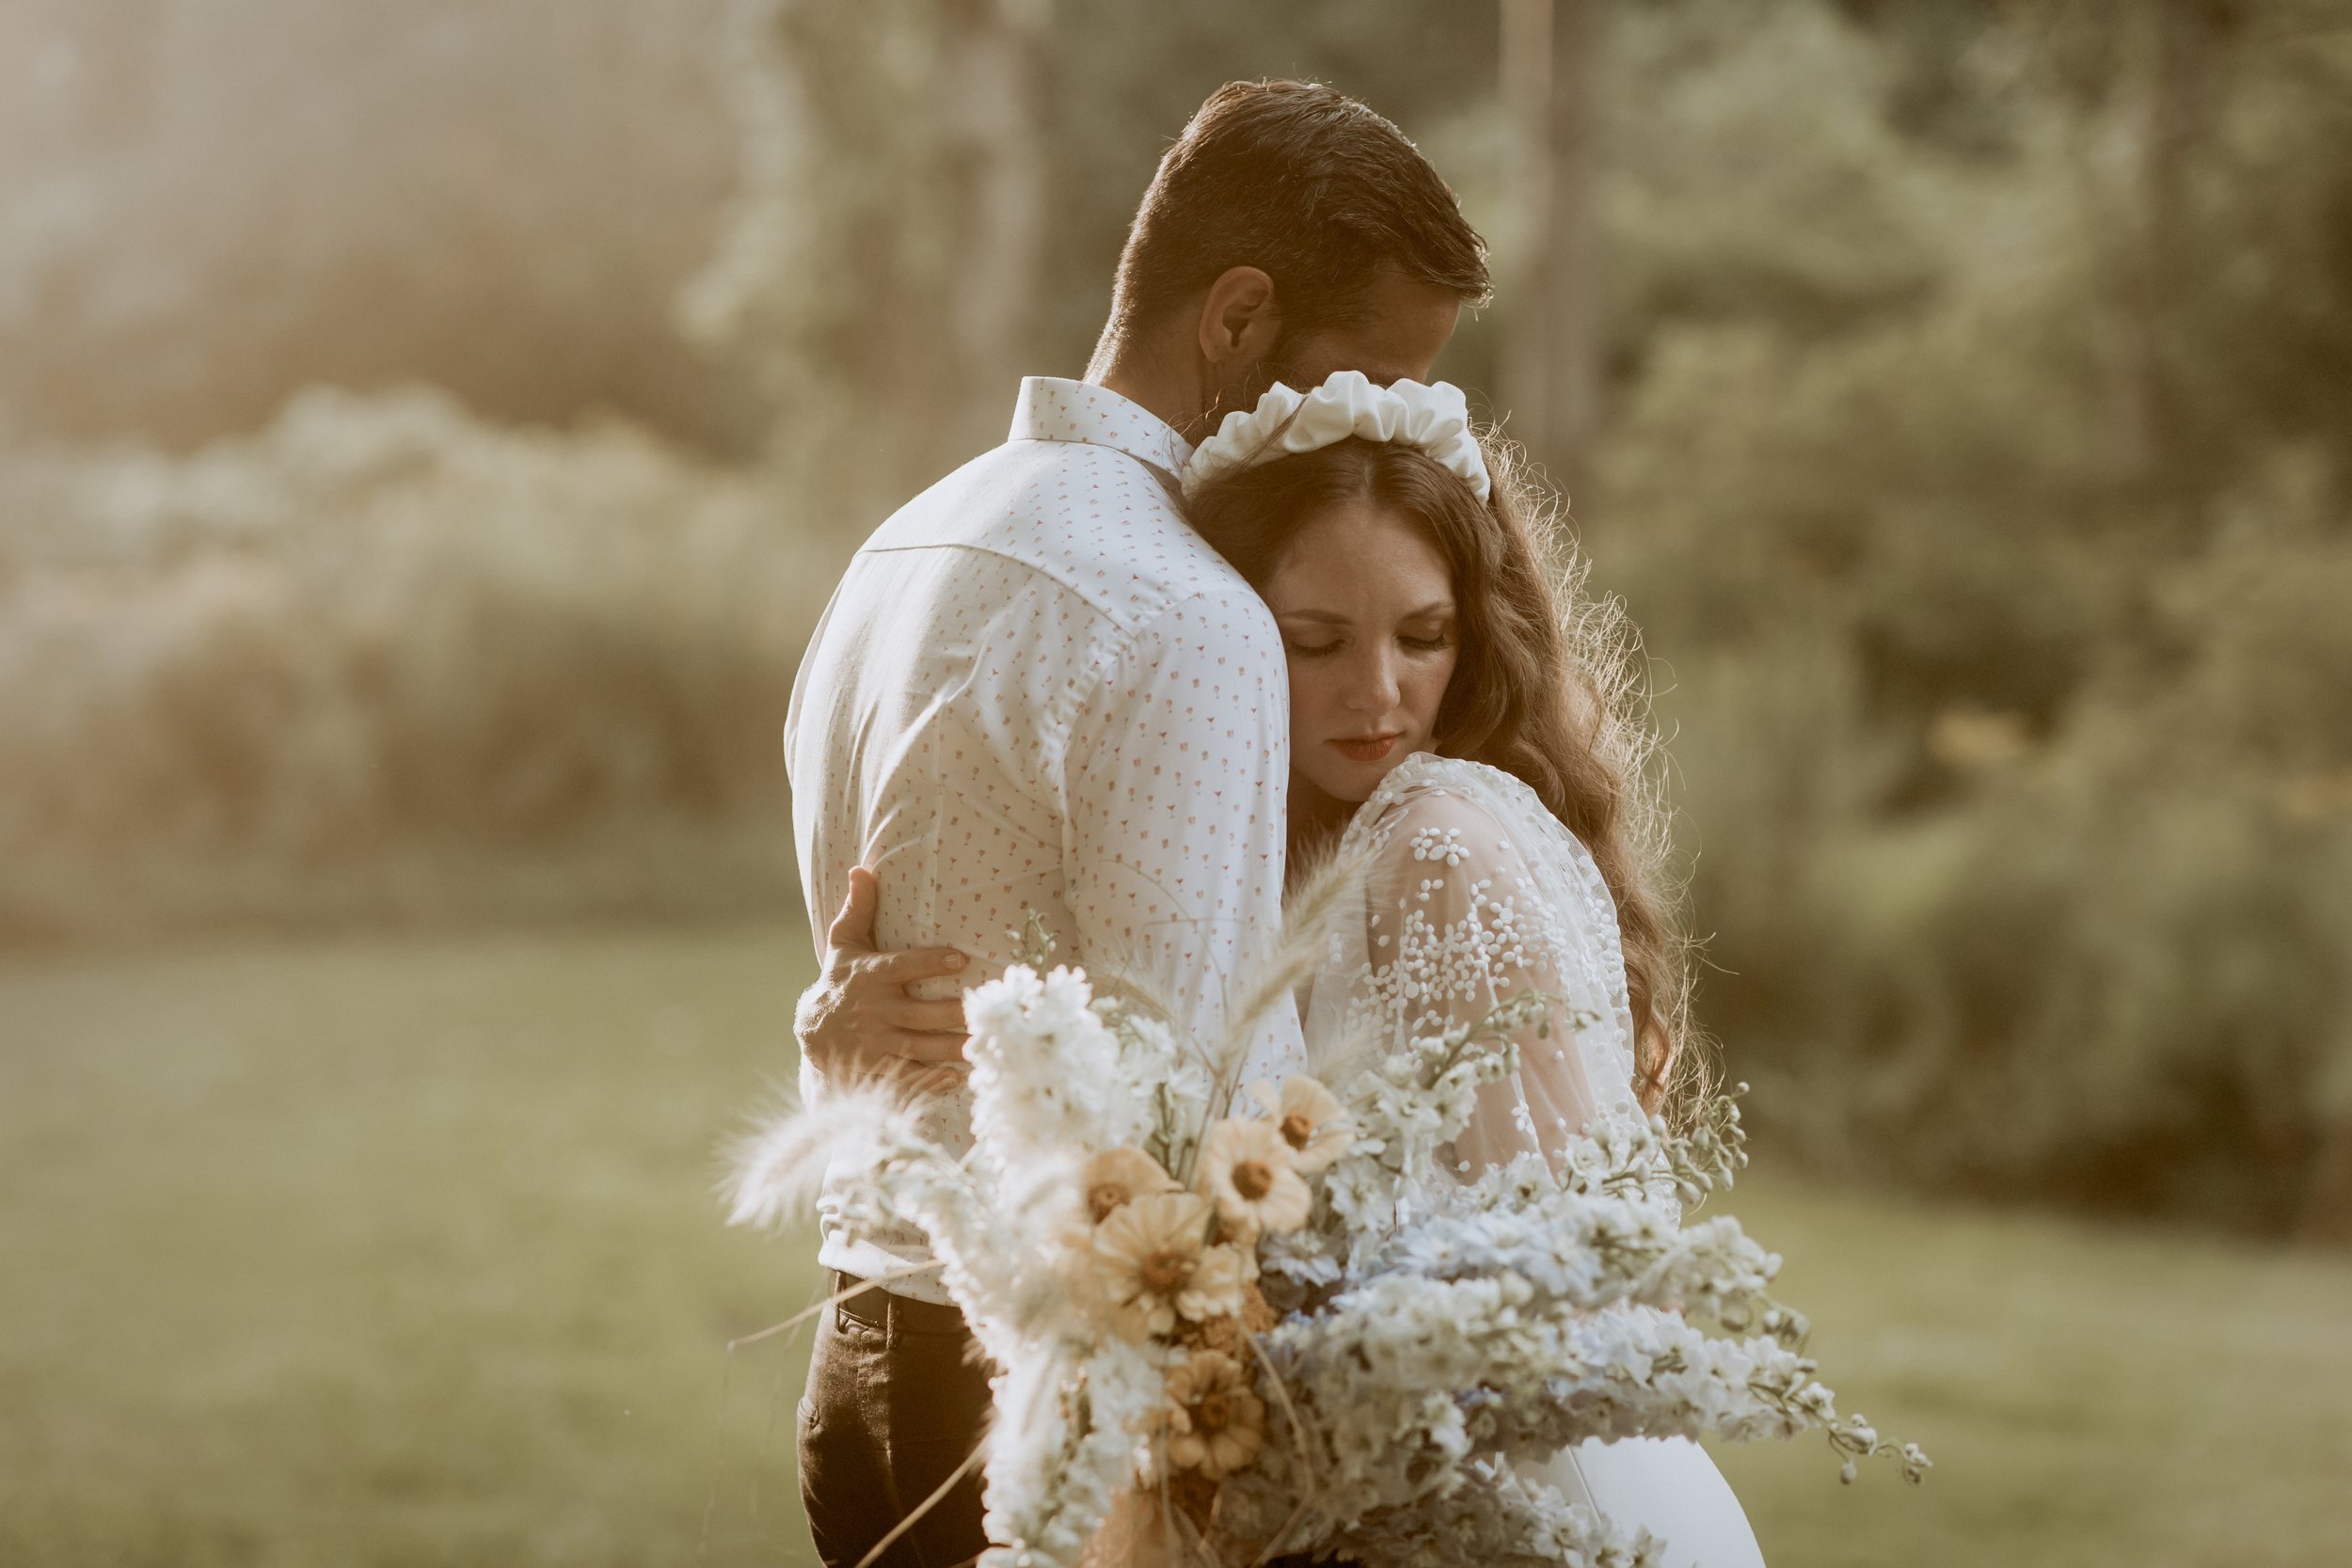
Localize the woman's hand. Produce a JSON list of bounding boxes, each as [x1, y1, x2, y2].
[[794, 867, 972, 1094]]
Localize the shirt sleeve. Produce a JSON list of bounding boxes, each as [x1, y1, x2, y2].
[[1061, 587, 1305, 1085]]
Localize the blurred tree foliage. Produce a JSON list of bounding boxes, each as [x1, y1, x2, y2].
[[1576, 0, 2352, 1234], [0, 388, 826, 941]]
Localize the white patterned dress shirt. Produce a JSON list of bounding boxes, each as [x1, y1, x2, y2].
[[785, 377, 1306, 1303]]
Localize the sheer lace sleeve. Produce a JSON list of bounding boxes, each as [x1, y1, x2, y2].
[[1304, 755, 1645, 1180]]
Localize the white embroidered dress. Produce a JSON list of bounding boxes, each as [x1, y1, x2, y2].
[[1306, 752, 1767, 1568]]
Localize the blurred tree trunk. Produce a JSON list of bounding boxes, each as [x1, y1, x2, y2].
[[2303, 1043, 2352, 1246], [2106, 0, 2234, 503], [2302, 1118, 2352, 1246], [1499, 0, 1604, 499]]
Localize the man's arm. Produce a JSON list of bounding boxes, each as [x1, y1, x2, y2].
[[794, 866, 971, 1090], [1061, 588, 1304, 1082]]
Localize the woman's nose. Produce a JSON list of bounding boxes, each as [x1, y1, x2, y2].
[[1345, 645, 1402, 714]]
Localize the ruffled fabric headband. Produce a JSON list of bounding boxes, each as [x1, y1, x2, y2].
[[1179, 370, 1491, 504]]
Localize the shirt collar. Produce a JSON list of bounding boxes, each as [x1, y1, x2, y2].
[[1009, 377, 1196, 479]]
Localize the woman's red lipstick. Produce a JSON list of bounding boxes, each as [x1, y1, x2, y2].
[[1330, 733, 1402, 763]]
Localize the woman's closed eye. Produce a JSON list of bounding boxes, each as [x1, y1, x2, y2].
[[1285, 630, 1451, 657]]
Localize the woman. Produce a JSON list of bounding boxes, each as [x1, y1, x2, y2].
[[806, 372, 1766, 1566]]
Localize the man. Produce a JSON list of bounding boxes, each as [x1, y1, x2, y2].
[[785, 78, 1487, 1568]]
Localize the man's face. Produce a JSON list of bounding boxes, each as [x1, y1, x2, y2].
[[1224, 267, 1465, 416]]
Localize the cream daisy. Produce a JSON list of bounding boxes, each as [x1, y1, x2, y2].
[[1196, 1117, 1312, 1235], [1093, 1191, 1246, 1337], [1250, 1074, 1356, 1173], [1080, 1146, 1179, 1224], [1162, 1350, 1266, 1481]]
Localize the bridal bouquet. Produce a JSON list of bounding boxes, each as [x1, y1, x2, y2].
[[727, 952, 1925, 1568]]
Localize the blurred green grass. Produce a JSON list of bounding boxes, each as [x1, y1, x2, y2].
[[0, 923, 827, 1568], [2, 922, 2347, 1567]]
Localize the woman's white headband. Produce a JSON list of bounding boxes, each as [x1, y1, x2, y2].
[[1179, 370, 1492, 504]]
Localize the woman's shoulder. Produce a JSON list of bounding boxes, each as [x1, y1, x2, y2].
[[1343, 753, 1616, 925], [1339, 756, 1561, 902], [1347, 753, 1552, 850]]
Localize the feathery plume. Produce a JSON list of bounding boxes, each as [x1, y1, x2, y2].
[[722, 1080, 912, 1230], [1207, 840, 1370, 1116]]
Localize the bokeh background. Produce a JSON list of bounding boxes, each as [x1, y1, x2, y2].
[[5, 2, 2350, 1563]]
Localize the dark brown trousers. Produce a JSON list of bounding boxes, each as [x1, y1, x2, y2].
[[798, 1272, 993, 1568]]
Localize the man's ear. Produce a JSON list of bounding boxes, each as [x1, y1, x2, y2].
[[1196, 266, 1281, 369]]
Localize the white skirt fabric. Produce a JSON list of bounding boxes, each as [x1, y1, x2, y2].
[[1076, 1439, 1765, 1568], [1529, 1437, 1768, 1568]]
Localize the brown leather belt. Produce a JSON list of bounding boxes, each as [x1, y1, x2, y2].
[[829, 1269, 971, 1335]]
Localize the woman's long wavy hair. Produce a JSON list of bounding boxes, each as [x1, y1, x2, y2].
[[1188, 434, 1705, 1118]]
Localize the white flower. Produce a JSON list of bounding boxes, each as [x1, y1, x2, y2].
[[965, 964, 1122, 1160]]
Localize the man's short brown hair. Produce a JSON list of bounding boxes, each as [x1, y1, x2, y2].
[[1104, 80, 1489, 351]]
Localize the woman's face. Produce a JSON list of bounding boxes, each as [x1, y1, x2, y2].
[[1260, 499, 1459, 809]]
